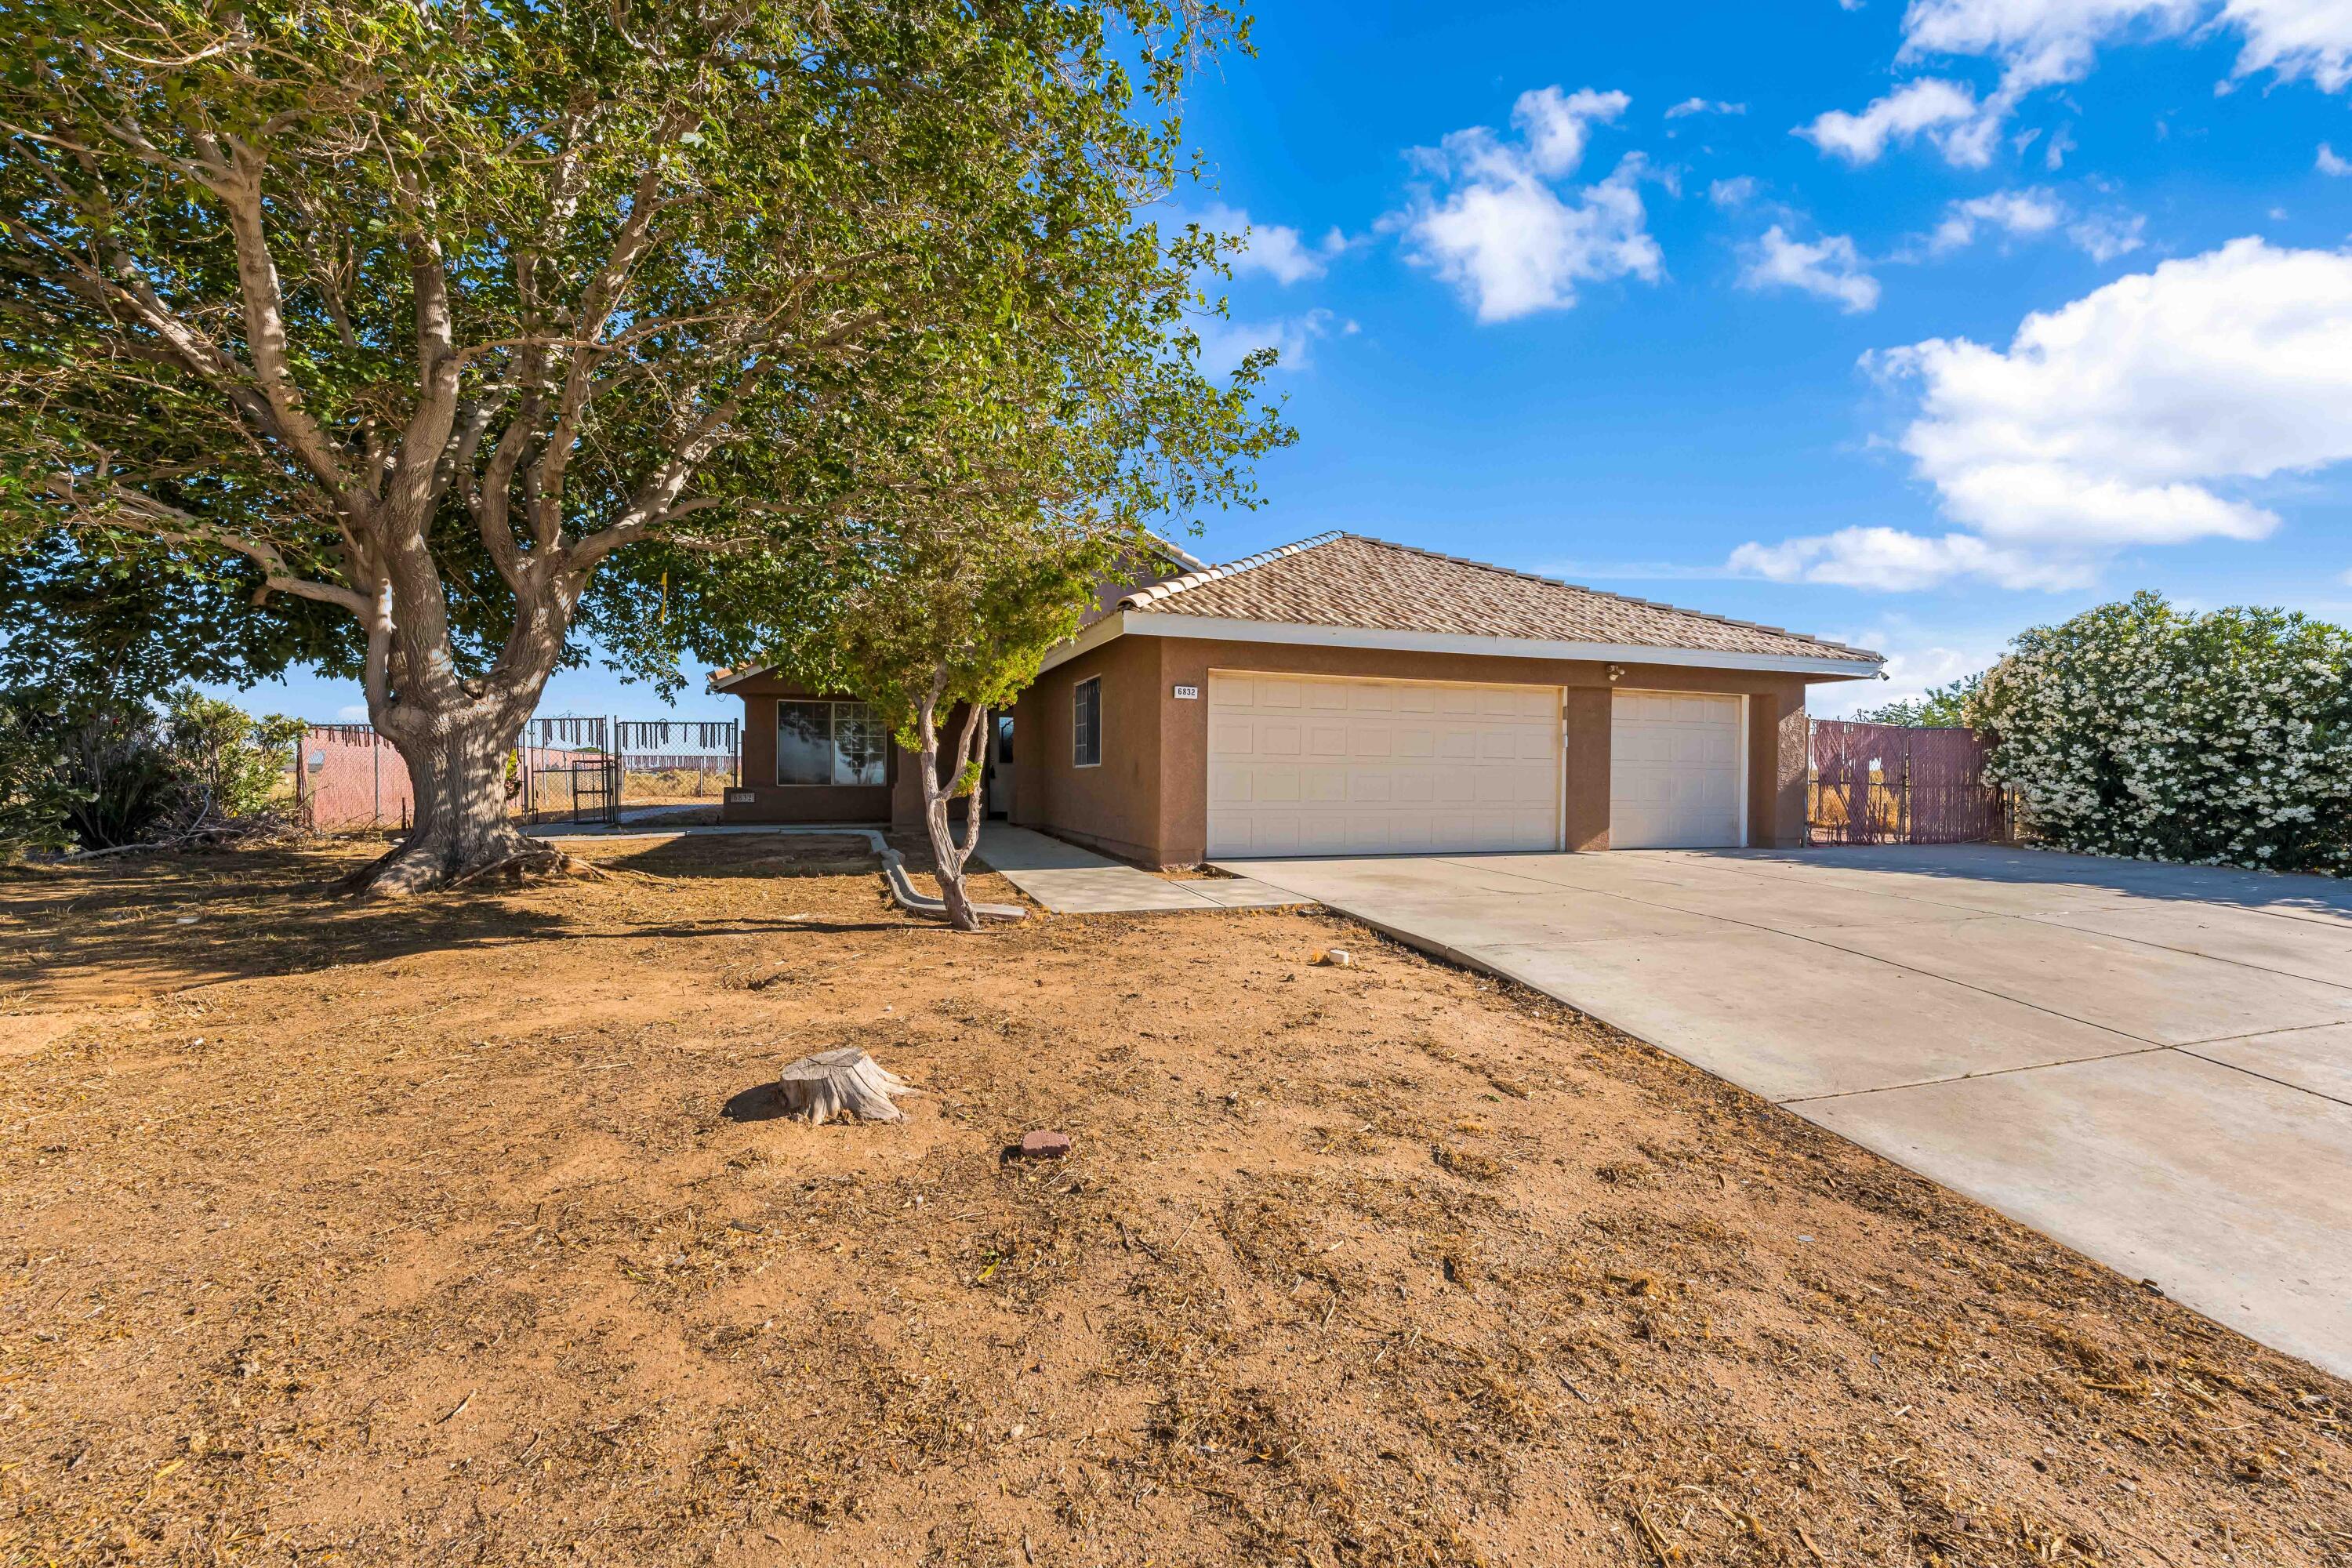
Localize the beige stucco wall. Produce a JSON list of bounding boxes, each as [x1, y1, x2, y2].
[[1009, 634, 1167, 863], [1015, 633, 1852, 866]]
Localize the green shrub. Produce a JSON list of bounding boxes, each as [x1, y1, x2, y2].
[[1968, 593, 2352, 874], [56, 698, 178, 848], [0, 687, 302, 851], [160, 689, 304, 826], [0, 695, 84, 855]]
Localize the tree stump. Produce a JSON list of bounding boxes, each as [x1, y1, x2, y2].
[[775, 1047, 923, 1125]]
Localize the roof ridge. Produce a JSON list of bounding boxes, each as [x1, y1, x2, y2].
[[1117, 531, 1345, 609], [1336, 535, 1875, 660]]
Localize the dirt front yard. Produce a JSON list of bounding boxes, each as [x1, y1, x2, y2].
[[2, 837, 2347, 1567]]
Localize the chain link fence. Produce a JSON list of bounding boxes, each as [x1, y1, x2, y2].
[[292, 715, 741, 833]]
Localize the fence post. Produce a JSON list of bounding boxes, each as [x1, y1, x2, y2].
[[1902, 731, 1914, 846]]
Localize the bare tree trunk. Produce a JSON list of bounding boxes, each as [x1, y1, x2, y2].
[[348, 710, 545, 895], [915, 678, 991, 932], [338, 557, 585, 896]]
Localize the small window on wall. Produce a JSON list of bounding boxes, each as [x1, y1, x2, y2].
[[777, 700, 887, 786], [996, 713, 1014, 764], [1073, 677, 1102, 767]]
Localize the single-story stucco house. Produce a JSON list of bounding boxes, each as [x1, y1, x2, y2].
[[710, 532, 1884, 866]]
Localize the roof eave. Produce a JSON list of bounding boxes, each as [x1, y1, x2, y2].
[[706, 665, 771, 693], [1036, 611, 1885, 679]]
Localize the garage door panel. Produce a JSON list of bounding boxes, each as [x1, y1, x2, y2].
[[1610, 691, 1742, 849], [1210, 674, 1561, 858]]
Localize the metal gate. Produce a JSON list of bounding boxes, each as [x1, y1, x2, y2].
[[518, 716, 619, 826], [1808, 719, 2007, 846]]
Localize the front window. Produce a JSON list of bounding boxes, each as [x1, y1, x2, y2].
[[1073, 677, 1102, 767], [777, 700, 887, 786]]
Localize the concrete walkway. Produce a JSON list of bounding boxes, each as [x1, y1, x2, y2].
[[977, 826, 1309, 913], [1217, 844, 2352, 1377]]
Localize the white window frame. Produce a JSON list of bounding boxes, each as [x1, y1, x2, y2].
[[1073, 677, 1102, 768], [775, 699, 887, 788]]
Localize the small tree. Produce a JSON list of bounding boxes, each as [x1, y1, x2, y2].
[[1968, 592, 2352, 873], [820, 515, 1123, 930], [1850, 674, 1980, 728], [159, 688, 304, 829]]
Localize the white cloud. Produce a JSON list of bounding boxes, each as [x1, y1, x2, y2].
[[336, 703, 369, 721], [1897, 0, 2352, 99], [1815, 634, 2009, 716], [1730, 528, 2092, 589], [1708, 175, 1761, 208], [1930, 187, 2067, 251], [1192, 202, 1347, 286], [1804, 3, 2352, 181], [1512, 85, 1633, 176], [1891, 240, 2352, 546], [1918, 187, 2144, 261], [1736, 238, 2352, 590], [2044, 123, 2078, 169], [1795, 78, 2001, 167], [2321, 142, 2352, 175], [2067, 209, 2147, 260], [1399, 87, 1663, 322], [1740, 226, 1883, 312], [2225, 0, 2352, 91], [1193, 307, 1341, 376], [1666, 96, 1748, 118]]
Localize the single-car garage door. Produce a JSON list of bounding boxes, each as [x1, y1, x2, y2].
[[1610, 690, 1744, 848], [1208, 673, 1560, 857]]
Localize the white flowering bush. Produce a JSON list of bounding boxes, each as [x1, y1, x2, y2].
[[1965, 593, 2352, 875]]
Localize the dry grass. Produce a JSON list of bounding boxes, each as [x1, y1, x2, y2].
[[0, 837, 2345, 1566]]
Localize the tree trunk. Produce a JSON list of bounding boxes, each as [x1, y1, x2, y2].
[[916, 684, 989, 932], [340, 707, 551, 895]]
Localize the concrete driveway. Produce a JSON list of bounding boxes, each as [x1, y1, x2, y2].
[[1217, 844, 2352, 1377]]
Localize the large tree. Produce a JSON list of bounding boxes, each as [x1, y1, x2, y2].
[[1, 0, 1276, 891]]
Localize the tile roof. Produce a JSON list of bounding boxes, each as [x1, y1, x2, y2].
[[1117, 533, 1882, 666]]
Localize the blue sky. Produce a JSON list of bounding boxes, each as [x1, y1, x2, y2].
[[243, 0, 2352, 722]]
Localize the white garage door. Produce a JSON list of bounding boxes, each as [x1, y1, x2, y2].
[[1610, 691, 1744, 848], [1208, 673, 1560, 857]]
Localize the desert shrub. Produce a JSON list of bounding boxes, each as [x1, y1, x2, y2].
[[59, 696, 180, 848], [0, 688, 299, 850], [1967, 593, 2352, 874], [160, 688, 303, 826]]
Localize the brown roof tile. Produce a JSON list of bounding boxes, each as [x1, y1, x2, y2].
[[1118, 533, 1880, 666]]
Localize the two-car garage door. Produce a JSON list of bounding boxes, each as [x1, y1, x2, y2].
[[1207, 674, 1561, 857], [1207, 673, 1746, 857]]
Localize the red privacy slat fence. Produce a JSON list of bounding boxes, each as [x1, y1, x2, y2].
[[1807, 720, 2009, 846]]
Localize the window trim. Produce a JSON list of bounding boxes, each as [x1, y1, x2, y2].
[[775, 699, 887, 789], [1073, 677, 1102, 768]]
